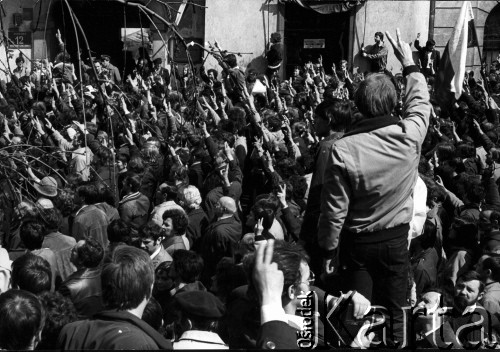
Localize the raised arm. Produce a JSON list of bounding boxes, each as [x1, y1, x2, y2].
[[386, 29, 431, 144]]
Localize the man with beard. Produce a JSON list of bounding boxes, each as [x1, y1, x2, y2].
[[361, 32, 388, 73], [417, 271, 499, 348]]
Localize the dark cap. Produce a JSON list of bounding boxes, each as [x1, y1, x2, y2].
[[153, 58, 162, 65], [101, 54, 111, 61], [175, 291, 225, 319]]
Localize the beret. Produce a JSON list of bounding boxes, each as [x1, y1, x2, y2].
[[175, 291, 225, 319], [101, 54, 111, 61]]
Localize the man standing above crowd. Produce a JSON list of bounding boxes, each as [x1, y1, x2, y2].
[[414, 34, 440, 78], [266, 32, 283, 81], [101, 55, 121, 85], [319, 29, 431, 343], [362, 31, 389, 73]]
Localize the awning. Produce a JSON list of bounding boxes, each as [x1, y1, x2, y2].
[[279, 0, 365, 14]]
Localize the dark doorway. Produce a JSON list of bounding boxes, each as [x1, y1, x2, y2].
[[484, 4, 500, 68], [52, 0, 150, 74], [284, 3, 351, 78]]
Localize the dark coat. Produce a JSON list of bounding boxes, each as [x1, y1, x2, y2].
[[201, 216, 242, 284], [73, 205, 109, 249], [258, 321, 298, 350], [300, 132, 344, 244], [58, 310, 172, 350], [59, 267, 103, 319], [186, 207, 209, 251], [118, 192, 150, 231]]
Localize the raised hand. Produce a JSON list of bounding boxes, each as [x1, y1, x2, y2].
[[254, 217, 264, 237], [252, 239, 283, 306], [385, 28, 415, 67], [277, 183, 287, 207]]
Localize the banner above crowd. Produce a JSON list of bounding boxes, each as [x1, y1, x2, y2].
[[279, 0, 365, 14]]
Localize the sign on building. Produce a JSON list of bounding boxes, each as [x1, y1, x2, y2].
[[304, 39, 325, 49], [8, 31, 32, 48]]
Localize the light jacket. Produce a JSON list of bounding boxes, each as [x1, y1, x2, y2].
[[318, 70, 431, 251], [173, 330, 228, 350]]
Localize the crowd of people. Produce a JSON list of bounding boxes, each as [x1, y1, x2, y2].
[[0, 21, 500, 350]]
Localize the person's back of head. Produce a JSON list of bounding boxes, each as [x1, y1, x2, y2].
[[75, 237, 104, 269], [225, 54, 238, 69], [172, 250, 204, 284], [315, 99, 352, 132], [108, 219, 131, 244], [482, 256, 500, 283], [42, 208, 63, 231], [11, 253, 51, 294], [0, 289, 46, 350], [354, 73, 397, 118], [37, 291, 77, 350], [77, 184, 99, 205], [102, 245, 155, 311], [20, 220, 46, 251], [128, 156, 146, 174], [125, 174, 142, 194], [179, 185, 202, 210]]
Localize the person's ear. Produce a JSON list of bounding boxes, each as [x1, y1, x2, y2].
[[478, 291, 485, 302], [493, 220, 499, 228], [187, 318, 193, 331], [287, 284, 296, 300], [487, 269, 492, 278]]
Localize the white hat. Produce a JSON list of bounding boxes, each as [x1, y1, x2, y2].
[[67, 127, 77, 140], [36, 197, 54, 209]]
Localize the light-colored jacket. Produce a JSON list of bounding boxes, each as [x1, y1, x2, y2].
[[318, 71, 431, 251], [173, 330, 228, 350]]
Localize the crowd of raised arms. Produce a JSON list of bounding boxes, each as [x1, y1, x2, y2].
[[1, 25, 500, 350]]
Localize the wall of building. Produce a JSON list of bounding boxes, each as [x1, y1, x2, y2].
[[0, 0, 36, 80], [352, 0, 430, 75], [204, 0, 279, 74], [433, 0, 497, 76]]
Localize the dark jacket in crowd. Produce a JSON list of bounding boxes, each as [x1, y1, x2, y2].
[[201, 215, 242, 284], [118, 192, 150, 231], [59, 267, 103, 319], [186, 207, 209, 251], [58, 310, 173, 350]]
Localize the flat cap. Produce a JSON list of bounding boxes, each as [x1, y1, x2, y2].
[[175, 291, 225, 319]]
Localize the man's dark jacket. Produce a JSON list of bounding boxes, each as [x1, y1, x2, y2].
[[58, 310, 172, 350]]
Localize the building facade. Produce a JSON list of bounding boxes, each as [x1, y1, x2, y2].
[[0, 0, 498, 78]]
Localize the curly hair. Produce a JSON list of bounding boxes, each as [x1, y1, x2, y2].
[[37, 291, 78, 350], [162, 208, 189, 235]]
